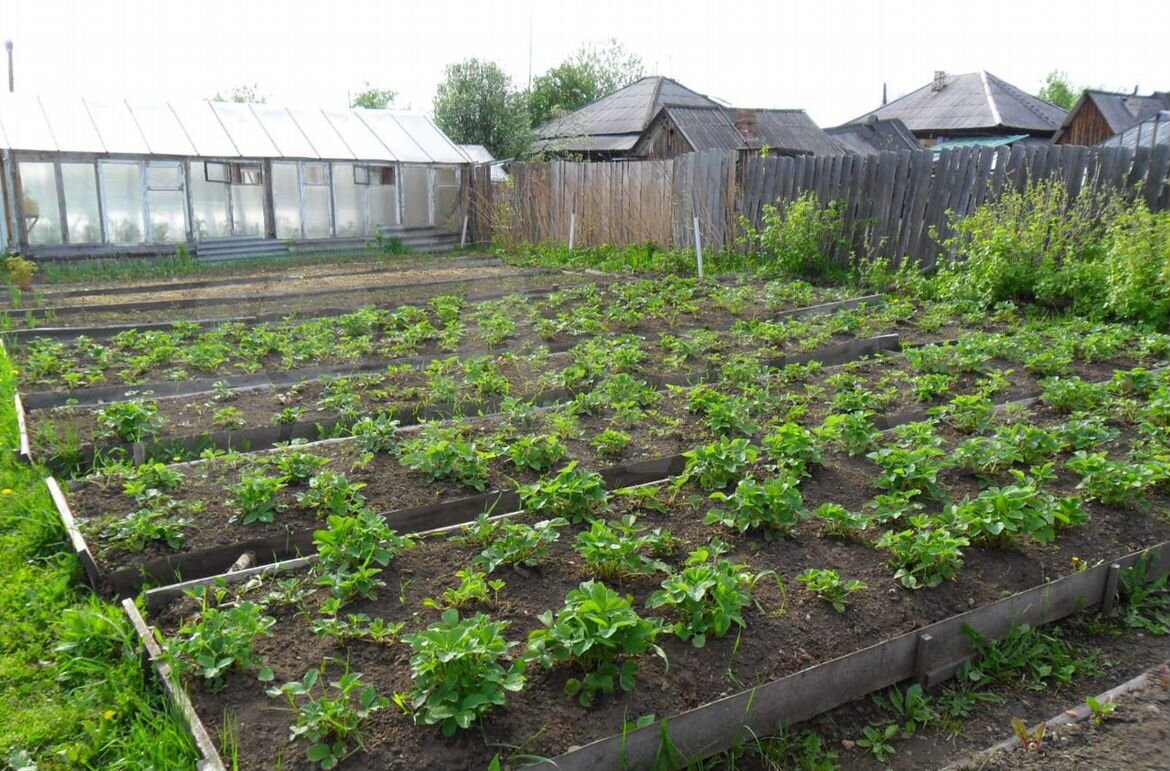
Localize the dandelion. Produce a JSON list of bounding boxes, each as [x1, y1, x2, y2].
[[102, 709, 116, 721], [1, 489, 13, 496]]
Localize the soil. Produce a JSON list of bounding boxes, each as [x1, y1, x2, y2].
[[146, 387, 1170, 771]]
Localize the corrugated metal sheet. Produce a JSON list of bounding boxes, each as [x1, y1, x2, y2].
[[1100, 111, 1170, 150], [932, 134, 1029, 151], [849, 72, 1067, 134], [0, 95, 468, 163], [826, 118, 921, 155], [531, 134, 640, 153]]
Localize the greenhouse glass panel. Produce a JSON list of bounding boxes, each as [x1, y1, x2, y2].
[[303, 185, 332, 238], [188, 161, 230, 240], [61, 163, 101, 244], [325, 110, 391, 161], [434, 166, 462, 231], [101, 162, 146, 244], [18, 162, 62, 245], [359, 112, 428, 162], [286, 108, 353, 159], [250, 105, 317, 158], [332, 163, 364, 236], [148, 189, 186, 243], [170, 101, 239, 157], [231, 184, 266, 237], [392, 114, 468, 163], [401, 165, 430, 227], [272, 162, 301, 239], [38, 96, 105, 153], [86, 100, 149, 155], [209, 103, 279, 157], [127, 101, 196, 155], [147, 163, 182, 190], [0, 94, 55, 151]]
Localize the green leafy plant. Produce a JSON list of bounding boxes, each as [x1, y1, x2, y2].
[[232, 473, 286, 524], [647, 545, 763, 648], [705, 475, 807, 537], [507, 434, 568, 473], [402, 609, 525, 736], [591, 428, 632, 458], [797, 568, 867, 613], [873, 683, 939, 737], [100, 502, 189, 552], [273, 450, 331, 484], [121, 461, 183, 501], [855, 722, 899, 764], [525, 580, 665, 707], [1067, 451, 1160, 508], [474, 518, 567, 574], [212, 406, 246, 430], [296, 471, 367, 518], [868, 443, 946, 500], [312, 510, 413, 605], [1085, 694, 1116, 725], [877, 521, 968, 589], [267, 666, 389, 768], [762, 422, 824, 477], [816, 411, 878, 456], [166, 587, 275, 690], [573, 516, 668, 580], [518, 462, 609, 523], [349, 414, 400, 454], [398, 424, 492, 491], [679, 438, 759, 492], [96, 399, 164, 442], [960, 623, 1096, 691], [422, 570, 505, 611]]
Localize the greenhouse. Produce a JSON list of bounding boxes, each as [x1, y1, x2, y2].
[[0, 95, 471, 258]]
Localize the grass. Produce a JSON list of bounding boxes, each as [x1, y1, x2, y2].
[[0, 346, 197, 768]]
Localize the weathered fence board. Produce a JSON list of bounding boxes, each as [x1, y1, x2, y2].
[[494, 145, 1169, 266]]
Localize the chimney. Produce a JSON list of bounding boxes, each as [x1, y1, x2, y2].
[[882, 82, 888, 105], [931, 70, 946, 93], [734, 109, 758, 141]]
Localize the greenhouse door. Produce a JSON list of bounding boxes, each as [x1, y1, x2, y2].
[[190, 161, 266, 240]]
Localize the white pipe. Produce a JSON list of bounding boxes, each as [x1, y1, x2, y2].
[[568, 211, 576, 251], [693, 215, 704, 279], [460, 214, 469, 249]]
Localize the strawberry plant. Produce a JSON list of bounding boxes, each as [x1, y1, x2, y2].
[[423, 570, 505, 611], [946, 483, 1087, 546], [705, 475, 807, 537], [348, 414, 400, 454], [507, 434, 568, 473], [166, 586, 275, 690], [930, 393, 994, 435], [1041, 377, 1109, 414], [297, 471, 367, 518], [868, 443, 946, 500], [797, 568, 868, 613], [310, 614, 405, 645], [1067, 451, 1160, 508], [1053, 417, 1120, 450], [403, 609, 526, 736], [762, 422, 824, 477], [398, 424, 492, 491], [100, 502, 189, 552], [96, 399, 164, 442], [212, 406, 246, 430], [273, 450, 331, 484], [816, 411, 878, 456], [121, 461, 183, 501], [813, 502, 869, 539], [232, 473, 287, 524], [313, 510, 413, 605], [679, 438, 759, 492], [647, 545, 763, 647], [274, 406, 306, 425], [474, 518, 567, 573], [267, 666, 389, 769], [877, 521, 968, 589], [518, 462, 609, 523], [591, 429, 632, 458], [525, 580, 665, 706], [573, 516, 669, 580]]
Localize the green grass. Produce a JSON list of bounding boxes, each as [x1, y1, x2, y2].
[[0, 347, 197, 768]]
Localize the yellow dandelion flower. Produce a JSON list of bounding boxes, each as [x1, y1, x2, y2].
[[1, 489, 13, 496], [103, 709, 116, 721]]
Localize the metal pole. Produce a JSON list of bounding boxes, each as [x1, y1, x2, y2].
[[460, 214, 469, 249], [693, 215, 703, 279], [5, 41, 12, 92], [568, 210, 576, 250]]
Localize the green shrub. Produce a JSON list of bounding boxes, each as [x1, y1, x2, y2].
[[745, 192, 848, 280]]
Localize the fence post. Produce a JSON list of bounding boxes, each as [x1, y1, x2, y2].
[[569, 209, 576, 251], [693, 212, 704, 279]]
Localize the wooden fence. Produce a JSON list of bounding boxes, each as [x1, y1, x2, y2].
[[470, 144, 1170, 267]]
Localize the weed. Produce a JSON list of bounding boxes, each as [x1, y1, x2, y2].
[[797, 568, 867, 613]]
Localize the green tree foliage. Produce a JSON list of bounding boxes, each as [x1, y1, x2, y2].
[[350, 83, 397, 110], [433, 58, 532, 160], [212, 84, 267, 104], [1037, 70, 1079, 110], [529, 39, 645, 127]]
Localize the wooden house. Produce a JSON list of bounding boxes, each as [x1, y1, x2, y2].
[[1052, 90, 1170, 146], [629, 105, 842, 159]]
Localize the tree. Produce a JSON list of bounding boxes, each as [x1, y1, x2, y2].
[[1037, 70, 1080, 110], [529, 39, 645, 127], [211, 84, 267, 104], [351, 83, 397, 110], [433, 58, 532, 160]]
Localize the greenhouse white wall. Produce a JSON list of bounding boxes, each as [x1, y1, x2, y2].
[[0, 95, 472, 257]]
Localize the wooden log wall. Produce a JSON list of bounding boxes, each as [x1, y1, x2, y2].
[[487, 144, 1170, 267]]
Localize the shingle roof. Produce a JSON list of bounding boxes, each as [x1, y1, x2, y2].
[[825, 118, 921, 154], [1052, 90, 1170, 143], [533, 76, 720, 153], [1099, 110, 1170, 150], [848, 72, 1067, 135], [631, 105, 841, 156]]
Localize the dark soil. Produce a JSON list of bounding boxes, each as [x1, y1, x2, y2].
[[147, 391, 1170, 771]]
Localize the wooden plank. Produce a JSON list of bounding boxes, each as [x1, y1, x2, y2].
[[917, 150, 952, 264], [870, 151, 899, 258], [1005, 144, 1029, 192], [898, 151, 933, 265]]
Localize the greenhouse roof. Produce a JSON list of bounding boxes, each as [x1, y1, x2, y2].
[[0, 95, 469, 164]]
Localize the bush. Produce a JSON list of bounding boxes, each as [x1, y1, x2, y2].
[[747, 192, 848, 280]]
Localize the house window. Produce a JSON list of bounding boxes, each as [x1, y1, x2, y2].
[[204, 161, 262, 185]]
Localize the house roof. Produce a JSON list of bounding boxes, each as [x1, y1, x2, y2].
[[631, 105, 842, 156], [848, 71, 1067, 135], [1099, 110, 1170, 150], [1052, 89, 1170, 143], [532, 76, 721, 154], [825, 118, 921, 154], [0, 94, 469, 163]]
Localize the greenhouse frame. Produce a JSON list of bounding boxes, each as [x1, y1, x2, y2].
[[0, 95, 471, 258]]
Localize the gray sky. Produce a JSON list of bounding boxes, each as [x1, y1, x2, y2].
[[3, 0, 1168, 126]]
